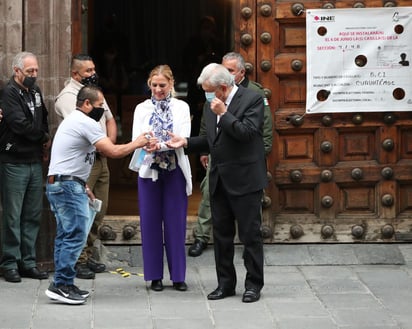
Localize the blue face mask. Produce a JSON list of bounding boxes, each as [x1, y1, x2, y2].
[[204, 92, 215, 103]]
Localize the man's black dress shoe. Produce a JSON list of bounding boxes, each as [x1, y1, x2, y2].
[[4, 269, 21, 283], [188, 239, 207, 257], [87, 258, 106, 273], [76, 264, 95, 279], [20, 267, 48, 280], [207, 287, 235, 300], [173, 282, 188, 291], [150, 280, 163, 291], [242, 288, 260, 303]]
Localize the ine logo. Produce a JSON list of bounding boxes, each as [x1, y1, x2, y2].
[[393, 12, 399, 22], [314, 15, 335, 22], [393, 11, 408, 22]]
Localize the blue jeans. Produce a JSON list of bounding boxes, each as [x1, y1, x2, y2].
[[0, 162, 43, 271], [46, 181, 93, 286]]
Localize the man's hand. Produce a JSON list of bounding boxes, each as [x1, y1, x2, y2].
[[42, 134, 52, 162], [165, 132, 187, 149], [210, 98, 227, 116], [200, 155, 209, 169], [43, 138, 52, 151], [85, 186, 95, 200], [134, 132, 158, 152], [0, 108, 3, 122]]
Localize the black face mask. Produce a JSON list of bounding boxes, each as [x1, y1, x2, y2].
[[22, 76, 36, 89], [88, 106, 104, 122], [80, 73, 98, 86]]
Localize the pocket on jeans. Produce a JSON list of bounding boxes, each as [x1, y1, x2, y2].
[[46, 184, 65, 212], [46, 183, 64, 195]]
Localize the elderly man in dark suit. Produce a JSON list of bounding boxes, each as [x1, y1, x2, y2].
[[167, 63, 267, 303]]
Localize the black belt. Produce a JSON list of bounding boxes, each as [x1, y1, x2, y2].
[[95, 152, 106, 159], [47, 175, 86, 187]]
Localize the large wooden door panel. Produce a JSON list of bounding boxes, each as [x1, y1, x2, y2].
[[97, 0, 412, 244], [238, 0, 412, 242]]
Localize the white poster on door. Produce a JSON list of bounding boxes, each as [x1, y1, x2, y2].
[[306, 7, 412, 113]]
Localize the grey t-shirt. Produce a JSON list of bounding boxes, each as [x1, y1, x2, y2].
[[48, 109, 106, 182]]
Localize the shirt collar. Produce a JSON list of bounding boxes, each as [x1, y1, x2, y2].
[[224, 85, 238, 107]]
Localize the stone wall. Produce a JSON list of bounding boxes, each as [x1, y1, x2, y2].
[[0, 0, 74, 264], [0, 0, 23, 96], [0, 0, 73, 134]]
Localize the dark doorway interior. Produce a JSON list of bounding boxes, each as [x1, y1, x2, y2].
[[87, 0, 234, 215]]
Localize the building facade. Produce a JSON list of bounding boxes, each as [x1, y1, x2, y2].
[[1, 0, 412, 251]]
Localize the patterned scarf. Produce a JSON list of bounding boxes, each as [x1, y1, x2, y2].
[[149, 94, 176, 171]]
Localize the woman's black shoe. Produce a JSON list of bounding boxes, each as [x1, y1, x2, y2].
[[150, 280, 163, 291], [173, 282, 188, 291]]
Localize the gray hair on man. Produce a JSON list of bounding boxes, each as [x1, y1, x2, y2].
[[197, 63, 235, 88], [222, 52, 246, 70], [11, 51, 36, 73]]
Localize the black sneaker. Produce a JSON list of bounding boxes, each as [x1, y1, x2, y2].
[[69, 284, 90, 298], [45, 282, 86, 305]]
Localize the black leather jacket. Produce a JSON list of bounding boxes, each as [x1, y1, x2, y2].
[[0, 77, 50, 163]]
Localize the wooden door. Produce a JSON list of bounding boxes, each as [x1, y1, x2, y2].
[[237, 0, 412, 243]]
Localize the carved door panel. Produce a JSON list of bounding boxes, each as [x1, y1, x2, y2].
[[237, 0, 412, 242]]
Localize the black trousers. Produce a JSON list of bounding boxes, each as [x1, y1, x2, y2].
[[210, 179, 264, 291]]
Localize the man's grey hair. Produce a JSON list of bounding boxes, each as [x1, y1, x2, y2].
[[197, 63, 235, 88], [222, 52, 246, 71], [12, 51, 36, 74]]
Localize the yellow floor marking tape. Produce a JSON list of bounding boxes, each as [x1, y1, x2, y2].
[[108, 268, 144, 278]]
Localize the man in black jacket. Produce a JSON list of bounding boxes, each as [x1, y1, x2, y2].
[[0, 52, 50, 282], [188, 52, 273, 257], [167, 63, 266, 303]]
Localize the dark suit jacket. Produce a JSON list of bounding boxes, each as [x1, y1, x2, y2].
[[187, 85, 267, 196]]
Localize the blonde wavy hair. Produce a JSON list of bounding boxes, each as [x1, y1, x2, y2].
[[147, 64, 176, 97]]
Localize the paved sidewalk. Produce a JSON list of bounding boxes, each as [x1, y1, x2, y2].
[[1, 244, 412, 329]]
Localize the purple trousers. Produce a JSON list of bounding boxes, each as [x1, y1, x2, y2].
[[138, 167, 187, 283]]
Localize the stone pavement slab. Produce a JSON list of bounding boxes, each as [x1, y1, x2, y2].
[[0, 244, 411, 329]]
